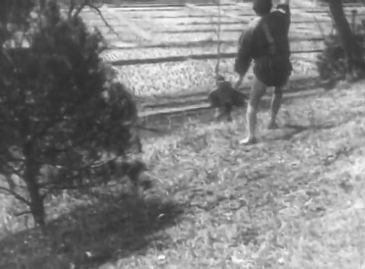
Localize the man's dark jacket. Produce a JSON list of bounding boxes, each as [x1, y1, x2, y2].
[[235, 4, 292, 87]]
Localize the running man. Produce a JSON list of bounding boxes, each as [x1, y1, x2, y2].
[[234, 0, 293, 145]]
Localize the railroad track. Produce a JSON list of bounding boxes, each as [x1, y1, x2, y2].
[[103, 49, 322, 66], [103, 38, 323, 50], [138, 84, 328, 137], [138, 74, 326, 119]]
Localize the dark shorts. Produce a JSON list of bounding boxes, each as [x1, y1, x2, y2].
[[253, 55, 292, 88]]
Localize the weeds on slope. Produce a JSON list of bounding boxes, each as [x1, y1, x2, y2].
[[1, 82, 365, 269], [133, 82, 365, 269]]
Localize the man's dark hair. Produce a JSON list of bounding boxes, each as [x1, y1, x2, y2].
[[253, 0, 272, 16]]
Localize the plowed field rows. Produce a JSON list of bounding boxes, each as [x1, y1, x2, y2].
[[112, 58, 317, 97]]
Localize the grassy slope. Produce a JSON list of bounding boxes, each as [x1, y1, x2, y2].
[[0, 81, 365, 269], [122, 81, 365, 269]]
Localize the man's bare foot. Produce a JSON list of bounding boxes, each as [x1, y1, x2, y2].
[[239, 137, 257, 145], [267, 121, 279, 130]]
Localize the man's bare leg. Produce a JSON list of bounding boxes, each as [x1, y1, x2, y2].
[[267, 87, 283, 129], [240, 78, 267, 145]]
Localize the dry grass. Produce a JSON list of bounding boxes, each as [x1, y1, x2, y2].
[[1, 81, 365, 269]]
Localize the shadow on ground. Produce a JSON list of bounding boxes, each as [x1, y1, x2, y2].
[[0, 190, 184, 269], [268, 122, 337, 141]]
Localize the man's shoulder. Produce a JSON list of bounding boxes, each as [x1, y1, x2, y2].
[[238, 18, 260, 44]]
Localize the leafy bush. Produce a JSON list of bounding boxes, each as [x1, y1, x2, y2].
[[316, 31, 365, 81], [0, 1, 139, 230]]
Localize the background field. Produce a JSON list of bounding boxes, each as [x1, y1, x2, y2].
[[80, 2, 362, 101], [77, 1, 365, 120]]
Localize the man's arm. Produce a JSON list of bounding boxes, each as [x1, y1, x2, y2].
[[276, 0, 290, 14], [275, 0, 291, 33], [234, 28, 253, 78]]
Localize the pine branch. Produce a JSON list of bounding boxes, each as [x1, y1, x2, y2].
[[86, 3, 121, 37], [0, 186, 31, 206]]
